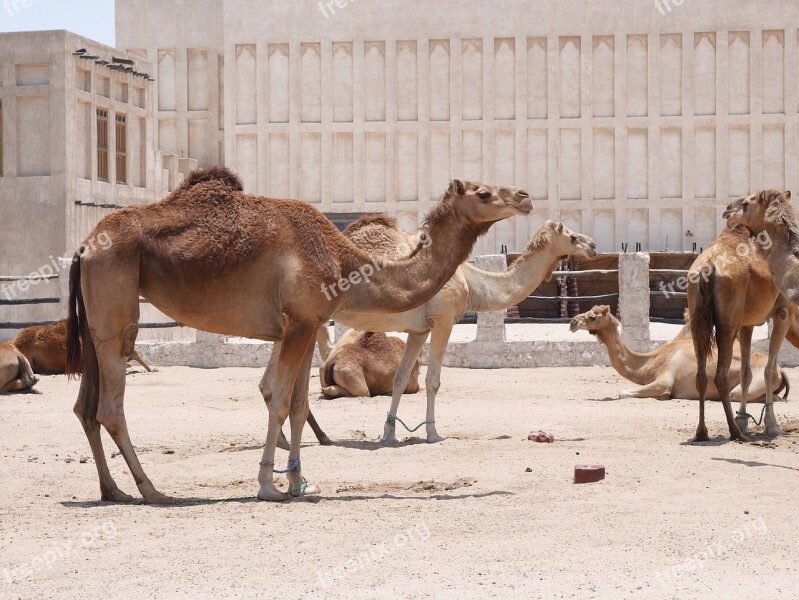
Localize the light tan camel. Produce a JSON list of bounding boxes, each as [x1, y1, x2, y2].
[[0, 342, 38, 393], [281, 219, 595, 446], [569, 305, 789, 401], [319, 329, 420, 398], [687, 218, 790, 441], [13, 319, 152, 375], [65, 166, 532, 503]]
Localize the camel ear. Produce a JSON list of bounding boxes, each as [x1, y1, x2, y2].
[[448, 179, 466, 197], [781, 190, 792, 201], [597, 305, 609, 315], [556, 222, 564, 233]]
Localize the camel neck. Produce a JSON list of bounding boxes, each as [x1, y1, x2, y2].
[[595, 324, 649, 385], [464, 248, 560, 313], [336, 211, 482, 313]]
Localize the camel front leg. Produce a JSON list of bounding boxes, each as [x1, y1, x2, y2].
[[260, 343, 292, 451], [286, 341, 321, 497], [257, 320, 315, 502], [382, 331, 428, 443], [763, 308, 789, 437], [422, 323, 454, 443], [734, 326, 754, 434], [619, 375, 674, 400]]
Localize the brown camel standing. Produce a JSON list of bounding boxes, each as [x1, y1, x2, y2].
[[65, 167, 532, 503], [722, 188, 799, 437], [570, 305, 789, 401], [687, 218, 790, 441], [13, 319, 152, 374], [319, 329, 420, 398], [0, 342, 38, 393]]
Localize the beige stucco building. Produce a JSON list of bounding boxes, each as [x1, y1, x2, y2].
[[116, 0, 799, 256], [0, 29, 199, 275]]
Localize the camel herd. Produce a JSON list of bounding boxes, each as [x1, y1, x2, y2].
[[4, 167, 797, 504]]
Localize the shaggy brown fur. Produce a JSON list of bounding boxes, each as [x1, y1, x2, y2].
[[178, 166, 244, 193], [64, 167, 531, 503], [15, 319, 151, 375], [319, 330, 421, 398]]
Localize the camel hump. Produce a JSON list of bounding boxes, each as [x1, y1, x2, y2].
[[178, 166, 244, 193], [343, 214, 398, 235]]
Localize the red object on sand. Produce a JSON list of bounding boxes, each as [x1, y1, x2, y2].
[[528, 431, 554, 443], [574, 465, 605, 484]]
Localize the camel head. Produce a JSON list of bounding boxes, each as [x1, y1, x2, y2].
[[545, 221, 598, 259], [569, 305, 617, 333], [723, 189, 792, 233], [441, 179, 532, 227]]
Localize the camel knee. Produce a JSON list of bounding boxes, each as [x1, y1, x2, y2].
[[425, 374, 441, 394], [714, 370, 730, 395], [695, 372, 708, 393]]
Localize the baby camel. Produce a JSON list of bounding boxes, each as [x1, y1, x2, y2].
[[319, 329, 420, 398], [570, 305, 789, 401], [0, 342, 38, 393]]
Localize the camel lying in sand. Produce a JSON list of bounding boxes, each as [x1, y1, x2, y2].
[[319, 329, 420, 398], [570, 305, 789, 401], [14, 319, 152, 375], [0, 342, 39, 393]]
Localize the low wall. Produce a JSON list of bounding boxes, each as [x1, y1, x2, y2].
[[5, 252, 798, 369]]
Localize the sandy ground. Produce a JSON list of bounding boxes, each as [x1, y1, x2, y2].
[[2, 365, 799, 600]]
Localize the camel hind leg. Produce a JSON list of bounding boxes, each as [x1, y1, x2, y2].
[[73, 316, 133, 502], [714, 325, 747, 441], [81, 265, 170, 504], [763, 307, 789, 437], [692, 330, 710, 442], [323, 362, 370, 398]]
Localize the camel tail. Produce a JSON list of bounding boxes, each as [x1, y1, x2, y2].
[[775, 370, 790, 401], [321, 359, 335, 389], [17, 353, 35, 388], [65, 255, 83, 378], [689, 264, 716, 361]]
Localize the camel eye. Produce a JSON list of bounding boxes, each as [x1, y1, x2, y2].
[[571, 235, 577, 243], [477, 191, 491, 200], [589, 315, 596, 320]]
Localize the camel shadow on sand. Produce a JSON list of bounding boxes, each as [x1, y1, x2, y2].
[[60, 489, 512, 508], [710, 456, 799, 473]]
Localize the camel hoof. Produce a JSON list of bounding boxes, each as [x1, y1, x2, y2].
[[291, 483, 321, 498], [764, 426, 784, 438], [318, 435, 334, 446], [426, 433, 445, 443], [735, 417, 750, 434], [101, 488, 135, 503], [731, 432, 752, 443], [257, 486, 290, 502], [142, 491, 173, 505], [693, 428, 710, 443], [381, 433, 399, 444]]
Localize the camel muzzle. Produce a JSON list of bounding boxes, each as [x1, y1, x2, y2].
[[569, 317, 583, 332]]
